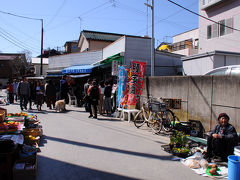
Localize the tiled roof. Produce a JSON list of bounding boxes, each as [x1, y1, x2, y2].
[[82, 30, 124, 41]]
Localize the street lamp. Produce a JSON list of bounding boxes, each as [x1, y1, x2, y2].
[[144, 0, 155, 76]]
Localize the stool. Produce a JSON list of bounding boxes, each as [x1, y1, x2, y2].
[[121, 109, 139, 123]]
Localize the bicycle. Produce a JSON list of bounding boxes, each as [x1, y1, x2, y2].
[[134, 97, 162, 134], [134, 97, 177, 134]]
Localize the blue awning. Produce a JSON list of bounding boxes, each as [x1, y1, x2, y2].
[[62, 65, 97, 74]]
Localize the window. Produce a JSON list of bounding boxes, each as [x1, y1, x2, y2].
[[226, 18, 234, 34], [212, 23, 218, 38], [207, 25, 212, 39], [207, 17, 234, 39], [219, 20, 225, 36], [206, 68, 228, 75]]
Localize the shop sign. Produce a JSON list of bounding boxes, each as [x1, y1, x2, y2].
[[127, 61, 146, 109], [112, 60, 118, 76]]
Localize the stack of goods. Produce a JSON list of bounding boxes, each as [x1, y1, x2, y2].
[[169, 131, 192, 158], [22, 113, 42, 146], [0, 108, 43, 179], [13, 144, 38, 179]]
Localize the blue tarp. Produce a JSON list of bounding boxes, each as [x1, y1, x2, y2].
[[62, 65, 97, 74]]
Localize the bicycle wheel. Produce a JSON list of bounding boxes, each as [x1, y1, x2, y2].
[[162, 109, 175, 132], [134, 109, 147, 128], [149, 112, 162, 134]]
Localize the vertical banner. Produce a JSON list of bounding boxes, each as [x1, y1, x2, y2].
[[117, 66, 128, 107], [120, 68, 130, 107], [127, 61, 146, 109], [112, 60, 119, 76]]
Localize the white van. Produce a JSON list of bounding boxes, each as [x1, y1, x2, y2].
[[204, 65, 240, 75]]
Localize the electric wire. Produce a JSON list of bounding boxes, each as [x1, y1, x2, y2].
[[46, 1, 111, 31], [0, 27, 40, 52], [0, 10, 42, 21], [159, 19, 240, 50], [167, 0, 240, 32], [0, 33, 38, 53], [45, 0, 67, 28]]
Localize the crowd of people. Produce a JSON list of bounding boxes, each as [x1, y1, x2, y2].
[[6, 77, 58, 111], [5, 76, 117, 117], [83, 78, 117, 119]]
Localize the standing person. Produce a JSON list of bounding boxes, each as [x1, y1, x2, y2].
[[7, 81, 14, 104], [46, 80, 56, 109], [103, 81, 112, 116], [17, 77, 30, 111], [88, 81, 100, 119], [59, 75, 69, 104], [98, 80, 105, 115], [35, 81, 44, 111], [83, 78, 92, 112], [13, 79, 19, 102], [28, 81, 35, 110]]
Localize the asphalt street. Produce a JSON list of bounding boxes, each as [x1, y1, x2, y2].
[[1, 91, 209, 180]]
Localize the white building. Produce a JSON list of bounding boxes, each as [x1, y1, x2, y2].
[[31, 58, 49, 77], [182, 0, 240, 75]]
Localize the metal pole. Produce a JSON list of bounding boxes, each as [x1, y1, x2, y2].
[[40, 19, 43, 76], [151, 0, 155, 76]]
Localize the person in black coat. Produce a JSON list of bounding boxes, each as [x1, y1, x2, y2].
[[204, 113, 238, 162], [46, 80, 57, 109], [88, 81, 100, 119], [59, 75, 69, 104]]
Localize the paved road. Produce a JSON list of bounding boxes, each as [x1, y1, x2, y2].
[[2, 93, 209, 180]]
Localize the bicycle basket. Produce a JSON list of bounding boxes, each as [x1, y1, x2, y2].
[[149, 102, 160, 112], [160, 102, 167, 111]]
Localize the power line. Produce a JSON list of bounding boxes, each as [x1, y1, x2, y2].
[[0, 33, 38, 53], [46, 1, 111, 31], [0, 27, 40, 52], [167, 0, 240, 32], [45, 0, 67, 28], [0, 9, 42, 21]]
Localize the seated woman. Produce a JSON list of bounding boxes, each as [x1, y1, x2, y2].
[[204, 113, 238, 162]]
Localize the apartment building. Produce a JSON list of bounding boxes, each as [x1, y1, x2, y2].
[[183, 0, 240, 75]]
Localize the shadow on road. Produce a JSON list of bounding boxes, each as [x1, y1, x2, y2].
[[44, 135, 173, 161], [37, 155, 139, 180]]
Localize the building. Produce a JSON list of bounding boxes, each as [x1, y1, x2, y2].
[[171, 28, 199, 56], [182, 0, 240, 75], [0, 53, 27, 87], [78, 30, 123, 52], [47, 30, 183, 79], [31, 58, 49, 77], [64, 40, 80, 54]]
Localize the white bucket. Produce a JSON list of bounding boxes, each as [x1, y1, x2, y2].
[[234, 146, 240, 156]]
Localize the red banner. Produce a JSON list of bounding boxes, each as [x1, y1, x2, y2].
[[127, 61, 146, 109]]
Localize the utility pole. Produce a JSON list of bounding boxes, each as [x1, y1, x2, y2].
[[40, 19, 44, 76], [144, 0, 154, 76], [146, 0, 149, 36]]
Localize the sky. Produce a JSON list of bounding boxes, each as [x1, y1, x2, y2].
[[0, 0, 199, 57]]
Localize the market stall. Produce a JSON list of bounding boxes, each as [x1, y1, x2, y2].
[[0, 108, 42, 180]]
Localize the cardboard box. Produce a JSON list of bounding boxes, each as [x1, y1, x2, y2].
[[13, 157, 37, 180]]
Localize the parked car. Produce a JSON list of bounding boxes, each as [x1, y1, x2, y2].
[[204, 65, 240, 75]]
